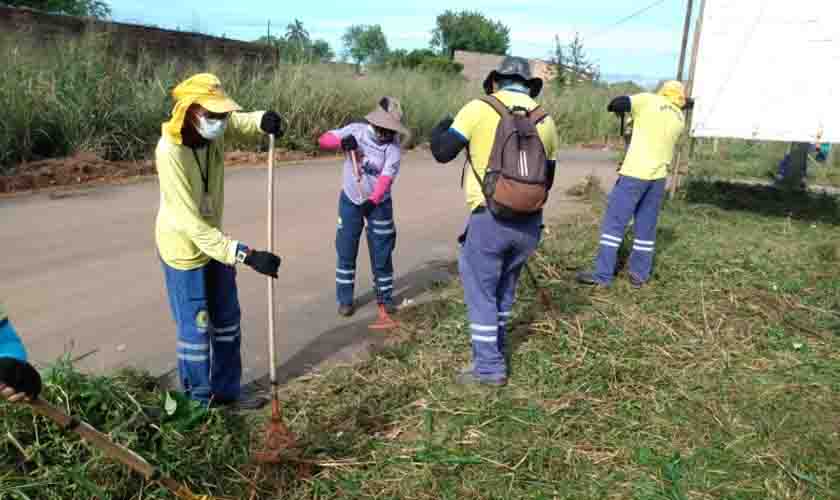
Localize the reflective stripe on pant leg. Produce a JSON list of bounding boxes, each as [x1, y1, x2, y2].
[[206, 261, 242, 402], [594, 176, 645, 284], [459, 211, 507, 381], [367, 198, 396, 305], [163, 262, 211, 404], [336, 191, 364, 306], [629, 178, 666, 282]]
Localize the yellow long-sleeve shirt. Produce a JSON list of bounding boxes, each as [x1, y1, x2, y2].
[[155, 111, 265, 270], [619, 93, 685, 180]]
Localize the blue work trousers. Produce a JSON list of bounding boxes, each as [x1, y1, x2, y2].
[[335, 191, 397, 306], [594, 175, 666, 284], [162, 260, 242, 405], [459, 209, 542, 382]]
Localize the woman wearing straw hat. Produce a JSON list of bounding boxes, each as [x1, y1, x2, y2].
[[318, 97, 409, 325], [156, 73, 284, 409]]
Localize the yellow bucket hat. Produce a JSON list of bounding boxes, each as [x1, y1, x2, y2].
[[657, 80, 686, 108], [161, 73, 242, 144]]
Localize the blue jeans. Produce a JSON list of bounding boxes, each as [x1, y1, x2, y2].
[[594, 176, 666, 284], [335, 191, 397, 306], [162, 260, 242, 404], [459, 209, 542, 381]]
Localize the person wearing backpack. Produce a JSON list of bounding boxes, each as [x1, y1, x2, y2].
[[430, 57, 558, 386], [576, 81, 690, 288]]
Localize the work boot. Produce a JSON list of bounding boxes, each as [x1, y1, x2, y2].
[[338, 303, 355, 317], [454, 369, 507, 387], [214, 394, 269, 412], [576, 271, 609, 287], [628, 273, 645, 289], [231, 394, 270, 411]]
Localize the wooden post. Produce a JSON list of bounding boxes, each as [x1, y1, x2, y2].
[[676, 0, 694, 81], [669, 0, 706, 198]]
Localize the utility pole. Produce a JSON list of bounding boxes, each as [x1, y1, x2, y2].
[[669, 0, 706, 198], [676, 0, 694, 81], [267, 19, 279, 65]]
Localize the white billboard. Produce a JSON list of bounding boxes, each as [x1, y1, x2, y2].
[[691, 0, 840, 143]]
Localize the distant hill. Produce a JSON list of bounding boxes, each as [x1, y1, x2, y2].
[[602, 73, 668, 90]]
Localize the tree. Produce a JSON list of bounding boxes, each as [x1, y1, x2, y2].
[[384, 48, 462, 74], [430, 10, 510, 58], [9, 0, 111, 18], [285, 19, 310, 45], [255, 20, 334, 64], [566, 32, 599, 85], [549, 35, 568, 93], [341, 24, 388, 67], [310, 39, 335, 62], [279, 19, 309, 62]]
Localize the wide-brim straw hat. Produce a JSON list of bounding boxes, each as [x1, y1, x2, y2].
[[365, 96, 411, 138]]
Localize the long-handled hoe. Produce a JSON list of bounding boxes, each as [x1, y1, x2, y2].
[[252, 134, 297, 464]]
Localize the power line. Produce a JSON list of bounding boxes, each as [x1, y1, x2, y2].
[[588, 0, 669, 40]]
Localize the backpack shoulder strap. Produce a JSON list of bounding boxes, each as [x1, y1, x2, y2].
[[479, 95, 512, 117], [529, 106, 549, 125]]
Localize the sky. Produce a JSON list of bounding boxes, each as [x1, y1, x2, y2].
[[109, 0, 697, 83]]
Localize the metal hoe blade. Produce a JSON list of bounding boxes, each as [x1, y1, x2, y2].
[[369, 304, 399, 331]]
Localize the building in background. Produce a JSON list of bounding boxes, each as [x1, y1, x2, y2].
[[454, 50, 595, 86]]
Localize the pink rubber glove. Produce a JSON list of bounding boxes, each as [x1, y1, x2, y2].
[[368, 175, 393, 205], [318, 132, 341, 151]]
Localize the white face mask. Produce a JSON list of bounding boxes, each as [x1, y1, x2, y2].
[[196, 115, 227, 140]]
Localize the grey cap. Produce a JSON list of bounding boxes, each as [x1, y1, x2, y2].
[[483, 56, 543, 98]]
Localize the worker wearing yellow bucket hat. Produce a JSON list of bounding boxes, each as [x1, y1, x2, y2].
[[155, 73, 284, 410], [577, 80, 691, 289]]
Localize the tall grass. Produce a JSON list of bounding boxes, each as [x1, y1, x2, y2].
[[0, 35, 624, 173]]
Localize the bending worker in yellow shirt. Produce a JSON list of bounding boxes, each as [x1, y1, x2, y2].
[[577, 81, 691, 288], [155, 74, 283, 410]]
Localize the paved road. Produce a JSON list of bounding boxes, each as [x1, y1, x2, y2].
[[0, 148, 617, 385]]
